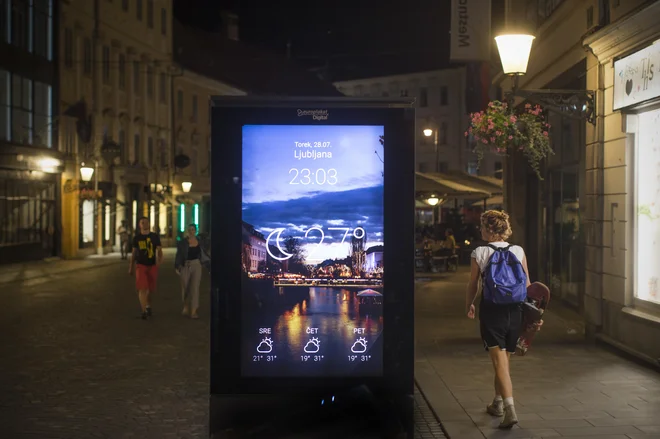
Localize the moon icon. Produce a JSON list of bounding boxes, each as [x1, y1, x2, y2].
[[266, 228, 294, 261]]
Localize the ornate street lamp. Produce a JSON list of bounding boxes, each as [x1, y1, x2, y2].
[[494, 32, 596, 125], [182, 181, 192, 193], [426, 195, 440, 206], [422, 126, 440, 172], [80, 164, 95, 182]]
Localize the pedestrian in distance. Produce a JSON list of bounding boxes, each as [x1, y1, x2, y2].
[[128, 216, 163, 320], [175, 223, 210, 319], [466, 210, 531, 429], [116, 220, 130, 260]]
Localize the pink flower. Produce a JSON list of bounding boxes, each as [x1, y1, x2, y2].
[[509, 116, 517, 123], [464, 131, 468, 137], [525, 103, 532, 109], [490, 137, 496, 143], [495, 131, 502, 136], [482, 139, 488, 144], [543, 131, 549, 137], [504, 122, 509, 127], [508, 135, 513, 140]]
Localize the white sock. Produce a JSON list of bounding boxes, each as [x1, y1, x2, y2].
[[503, 397, 514, 408], [493, 395, 503, 404]]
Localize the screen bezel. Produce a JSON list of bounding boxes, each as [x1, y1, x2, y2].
[[210, 98, 415, 396]]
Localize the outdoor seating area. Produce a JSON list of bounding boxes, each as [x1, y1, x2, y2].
[[414, 171, 503, 275]]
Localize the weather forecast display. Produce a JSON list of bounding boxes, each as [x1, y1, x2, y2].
[[241, 124, 385, 377]]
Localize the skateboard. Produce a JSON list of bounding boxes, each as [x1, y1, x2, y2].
[[515, 282, 551, 356]]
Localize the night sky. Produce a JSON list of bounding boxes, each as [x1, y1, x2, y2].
[[174, 0, 453, 80]]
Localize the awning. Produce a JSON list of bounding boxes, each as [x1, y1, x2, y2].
[[416, 172, 492, 199], [444, 171, 504, 196], [472, 195, 504, 207]]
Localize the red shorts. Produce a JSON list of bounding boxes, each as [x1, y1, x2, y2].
[[135, 264, 159, 291]]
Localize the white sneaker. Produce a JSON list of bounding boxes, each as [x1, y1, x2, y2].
[[486, 401, 504, 416], [498, 405, 518, 429]]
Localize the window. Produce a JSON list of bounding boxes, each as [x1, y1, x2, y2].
[[419, 87, 428, 107], [118, 54, 126, 89], [438, 162, 448, 173], [159, 139, 168, 168], [33, 81, 52, 147], [34, 0, 53, 60], [10, 0, 30, 50], [0, 0, 6, 44], [418, 162, 430, 173], [147, 0, 154, 28], [147, 136, 154, 166], [467, 161, 479, 175], [635, 108, 660, 306], [102, 46, 110, 84], [0, 70, 9, 141], [146, 66, 153, 99], [159, 72, 166, 103], [440, 86, 448, 105], [136, 0, 142, 20], [192, 95, 198, 122], [133, 133, 140, 163], [586, 5, 594, 28], [439, 122, 447, 144], [160, 8, 167, 35], [63, 117, 76, 154], [133, 61, 140, 93], [118, 128, 126, 162], [83, 38, 92, 76], [122, 0, 128, 12], [81, 200, 94, 245], [177, 90, 183, 119], [400, 89, 408, 97], [192, 147, 198, 176], [11, 74, 32, 144], [494, 161, 503, 178], [64, 28, 73, 68]]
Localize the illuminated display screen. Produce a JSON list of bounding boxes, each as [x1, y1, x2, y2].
[[241, 124, 385, 377]]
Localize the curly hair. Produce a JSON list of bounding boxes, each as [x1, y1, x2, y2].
[[480, 210, 512, 241]]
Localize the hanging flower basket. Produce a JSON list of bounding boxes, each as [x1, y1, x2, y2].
[[465, 101, 554, 179]]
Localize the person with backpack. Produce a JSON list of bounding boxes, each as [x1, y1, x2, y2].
[[466, 210, 530, 429]]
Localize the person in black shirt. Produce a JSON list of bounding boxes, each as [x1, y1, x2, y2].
[[128, 217, 163, 319]]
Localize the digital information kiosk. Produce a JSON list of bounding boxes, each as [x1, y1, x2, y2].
[[209, 97, 415, 438]]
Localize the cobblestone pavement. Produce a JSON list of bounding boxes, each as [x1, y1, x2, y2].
[[415, 269, 660, 439], [0, 250, 210, 438], [0, 251, 441, 438]]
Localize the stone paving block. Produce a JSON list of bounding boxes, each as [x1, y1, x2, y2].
[[440, 420, 486, 439], [554, 425, 643, 436], [480, 427, 560, 438]]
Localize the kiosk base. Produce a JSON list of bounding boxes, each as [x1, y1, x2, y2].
[[210, 386, 413, 438]]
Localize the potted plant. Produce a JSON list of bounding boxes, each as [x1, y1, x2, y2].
[[465, 101, 554, 179]]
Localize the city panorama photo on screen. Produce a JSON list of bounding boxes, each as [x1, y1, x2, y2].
[[240, 124, 385, 377]]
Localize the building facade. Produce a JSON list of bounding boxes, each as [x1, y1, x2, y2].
[[334, 69, 501, 177], [0, 0, 63, 264], [171, 68, 244, 235], [582, 0, 660, 363], [501, 0, 660, 362], [58, 0, 174, 258]]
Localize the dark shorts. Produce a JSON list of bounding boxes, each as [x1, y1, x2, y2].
[[479, 303, 522, 353], [136, 264, 159, 291]]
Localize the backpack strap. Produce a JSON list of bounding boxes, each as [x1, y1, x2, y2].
[[486, 243, 512, 252]]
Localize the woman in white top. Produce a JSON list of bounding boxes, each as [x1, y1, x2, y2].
[[466, 210, 531, 429]]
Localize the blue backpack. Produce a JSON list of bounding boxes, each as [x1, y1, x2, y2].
[[482, 244, 527, 304]]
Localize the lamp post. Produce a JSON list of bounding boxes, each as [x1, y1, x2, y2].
[[494, 32, 596, 124], [80, 160, 102, 255], [423, 127, 439, 172]]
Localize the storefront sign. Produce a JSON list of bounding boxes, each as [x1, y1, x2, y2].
[[613, 42, 660, 110], [450, 0, 492, 62]]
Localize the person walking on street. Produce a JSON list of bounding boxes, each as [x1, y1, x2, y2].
[[466, 210, 531, 429], [129, 217, 163, 320], [175, 224, 210, 319], [117, 220, 130, 260]]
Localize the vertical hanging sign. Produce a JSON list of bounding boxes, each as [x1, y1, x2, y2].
[[450, 0, 492, 62]]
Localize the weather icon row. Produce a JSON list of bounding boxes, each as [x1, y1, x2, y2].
[[255, 337, 370, 354]]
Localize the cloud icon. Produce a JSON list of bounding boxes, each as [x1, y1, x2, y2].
[[304, 338, 321, 353], [351, 337, 368, 353], [257, 338, 273, 353]]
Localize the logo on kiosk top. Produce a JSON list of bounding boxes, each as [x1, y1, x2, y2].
[[297, 109, 329, 121]]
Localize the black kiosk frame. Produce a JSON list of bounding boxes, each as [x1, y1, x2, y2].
[[210, 97, 415, 438]]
